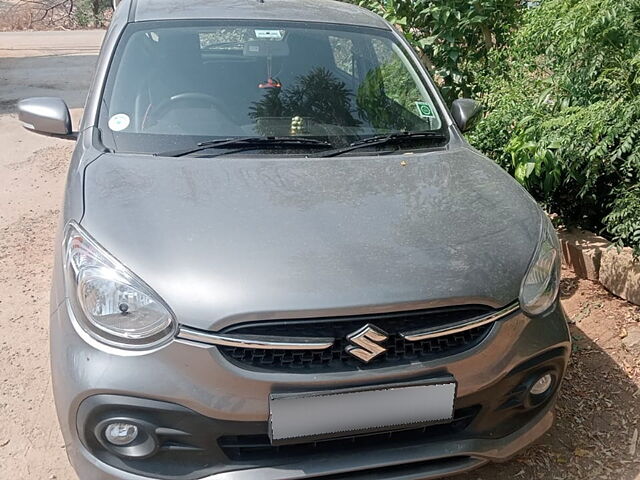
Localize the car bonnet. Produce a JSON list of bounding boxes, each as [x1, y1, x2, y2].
[[80, 148, 541, 330]]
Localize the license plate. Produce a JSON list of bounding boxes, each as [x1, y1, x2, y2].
[[268, 380, 456, 444]]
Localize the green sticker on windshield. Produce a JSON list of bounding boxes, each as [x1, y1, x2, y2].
[[415, 102, 435, 118]]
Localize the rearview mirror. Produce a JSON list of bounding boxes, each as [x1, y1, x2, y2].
[[451, 98, 483, 133], [17, 97, 75, 139], [243, 39, 290, 58]]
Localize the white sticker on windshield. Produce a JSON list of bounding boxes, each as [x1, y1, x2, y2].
[[108, 113, 130, 132], [255, 29, 283, 39]]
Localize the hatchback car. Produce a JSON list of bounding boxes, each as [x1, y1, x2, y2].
[[18, 0, 570, 479]]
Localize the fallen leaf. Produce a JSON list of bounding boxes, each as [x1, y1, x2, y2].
[[630, 428, 638, 456], [574, 448, 591, 457]]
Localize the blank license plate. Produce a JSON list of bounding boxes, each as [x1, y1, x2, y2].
[[269, 381, 456, 444]]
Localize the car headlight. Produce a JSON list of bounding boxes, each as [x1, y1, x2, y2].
[[519, 216, 561, 316], [64, 222, 176, 350]]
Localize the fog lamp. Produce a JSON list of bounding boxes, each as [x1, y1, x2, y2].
[[104, 422, 139, 446], [530, 373, 553, 396]]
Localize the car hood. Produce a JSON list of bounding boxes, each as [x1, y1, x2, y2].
[[81, 148, 541, 330]]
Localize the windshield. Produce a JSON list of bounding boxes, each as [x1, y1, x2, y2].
[[98, 21, 446, 154]]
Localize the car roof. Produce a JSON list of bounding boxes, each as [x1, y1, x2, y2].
[[132, 0, 390, 29]]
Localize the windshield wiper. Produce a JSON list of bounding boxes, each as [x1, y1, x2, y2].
[[310, 131, 447, 158], [155, 137, 333, 158]]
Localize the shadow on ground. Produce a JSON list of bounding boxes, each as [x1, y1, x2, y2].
[[458, 294, 640, 479]]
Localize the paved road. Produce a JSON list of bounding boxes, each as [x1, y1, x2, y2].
[[0, 30, 102, 113], [0, 29, 638, 480]]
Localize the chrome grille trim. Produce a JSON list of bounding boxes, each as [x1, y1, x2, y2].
[[177, 301, 519, 350], [400, 302, 519, 342], [177, 326, 334, 350]]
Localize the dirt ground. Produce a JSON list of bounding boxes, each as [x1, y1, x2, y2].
[[0, 30, 103, 480], [460, 271, 640, 480], [0, 30, 639, 480]]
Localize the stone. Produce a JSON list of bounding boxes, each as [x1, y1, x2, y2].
[[621, 325, 640, 352], [599, 247, 640, 306], [558, 229, 610, 280]]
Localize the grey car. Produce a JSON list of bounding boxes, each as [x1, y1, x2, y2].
[[18, 0, 570, 479]]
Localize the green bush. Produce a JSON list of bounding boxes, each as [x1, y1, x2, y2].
[[468, 0, 640, 255], [351, 0, 640, 255], [74, 0, 111, 27], [348, 0, 522, 103]]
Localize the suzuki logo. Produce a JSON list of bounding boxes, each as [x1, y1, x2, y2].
[[345, 324, 388, 363]]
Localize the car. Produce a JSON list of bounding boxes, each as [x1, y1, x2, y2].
[[18, 0, 570, 478]]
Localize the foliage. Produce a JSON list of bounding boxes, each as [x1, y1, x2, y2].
[[0, 0, 112, 29], [468, 0, 640, 254], [372, 58, 420, 111], [0, 1, 75, 29], [249, 67, 359, 136], [280, 67, 360, 126], [351, 0, 640, 254], [251, 64, 429, 137], [347, 0, 523, 103], [605, 187, 640, 255], [74, 0, 112, 27], [355, 59, 424, 131]]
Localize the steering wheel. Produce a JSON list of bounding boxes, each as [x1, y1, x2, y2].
[[143, 92, 227, 130]]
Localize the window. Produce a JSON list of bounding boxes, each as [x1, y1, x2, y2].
[[99, 21, 445, 154], [329, 36, 354, 76]]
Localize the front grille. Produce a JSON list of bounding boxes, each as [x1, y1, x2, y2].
[[219, 406, 480, 463], [218, 305, 495, 372]]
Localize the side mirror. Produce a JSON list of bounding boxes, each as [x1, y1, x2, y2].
[[451, 98, 483, 133], [17, 97, 75, 139]]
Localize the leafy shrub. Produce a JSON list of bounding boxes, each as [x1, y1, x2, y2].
[[468, 0, 640, 255], [74, 0, 112, 27], [0, 0, 112, 30], [348, 0, 522, 103], [351, 0, 640, 254], [605, 187, 640, 254]]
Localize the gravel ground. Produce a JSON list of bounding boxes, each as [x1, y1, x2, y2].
[[0, 30, 639, 480]]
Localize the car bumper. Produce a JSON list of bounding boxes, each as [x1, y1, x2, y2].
[[50, 299, 570, 480]]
